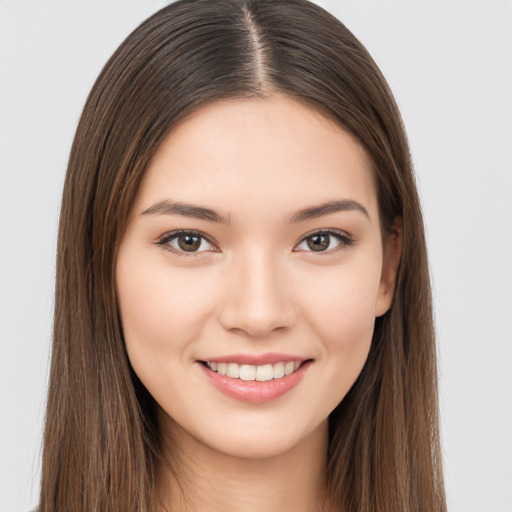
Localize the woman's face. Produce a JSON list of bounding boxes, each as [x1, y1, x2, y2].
[[116, 96, 399, 459]]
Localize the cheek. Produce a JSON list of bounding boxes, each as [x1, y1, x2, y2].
[[301, 259, 381, 391], [304, 257, 381, 337], [116, 251, 216, 380]]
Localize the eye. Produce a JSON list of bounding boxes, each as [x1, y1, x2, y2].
[[156, 228, 353, 259], [294, 229, 354, 255], [156, 230, 217, 258]]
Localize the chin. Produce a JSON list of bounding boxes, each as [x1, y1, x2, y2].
[[167, 408, 329, 462]]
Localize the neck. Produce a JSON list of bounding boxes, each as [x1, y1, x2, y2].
[[154, 412, 333, 512]]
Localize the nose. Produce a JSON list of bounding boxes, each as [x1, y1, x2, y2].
[[217, 250, 296, 338]]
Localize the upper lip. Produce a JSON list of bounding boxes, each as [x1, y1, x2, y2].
[[198, 353, 311, 366]]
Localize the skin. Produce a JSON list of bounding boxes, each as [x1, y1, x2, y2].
[[116, 95, 402, 511]]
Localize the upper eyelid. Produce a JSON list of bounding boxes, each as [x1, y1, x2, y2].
[[159, 229, 214, 242]]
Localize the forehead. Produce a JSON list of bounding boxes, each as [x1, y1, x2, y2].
[[134, 96, 378, 224]]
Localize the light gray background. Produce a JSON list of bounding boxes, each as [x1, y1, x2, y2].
[[1, 1, 511, 511]]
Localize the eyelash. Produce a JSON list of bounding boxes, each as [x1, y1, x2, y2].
[[156, 229, 354, 259]]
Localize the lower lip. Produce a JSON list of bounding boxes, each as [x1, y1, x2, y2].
[[198, 361, 312, 403]]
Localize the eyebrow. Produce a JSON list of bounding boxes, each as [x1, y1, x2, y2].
[[289, 199, 369, 223], [141, 198, 369, 224], [141, 200, 231, 224]]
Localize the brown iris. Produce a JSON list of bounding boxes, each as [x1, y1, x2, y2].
[[177, 233, 202, 252], [307, 234, 330, 252]]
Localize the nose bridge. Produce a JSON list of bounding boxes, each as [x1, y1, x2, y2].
[[218, 245, 295, 338]]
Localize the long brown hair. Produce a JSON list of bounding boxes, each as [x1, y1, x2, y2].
[[40, 1, 446, 510]]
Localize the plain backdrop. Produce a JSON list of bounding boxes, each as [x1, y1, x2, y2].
[[1, 1, 511, 511]]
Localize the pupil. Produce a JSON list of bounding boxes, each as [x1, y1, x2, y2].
[[308, 234, 329, 251], [178, 234, 200, 252]]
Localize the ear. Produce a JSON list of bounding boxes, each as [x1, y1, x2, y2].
[[375, 217, 403, 317]]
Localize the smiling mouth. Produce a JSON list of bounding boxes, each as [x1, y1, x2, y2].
[[201, 360, 310, 381]]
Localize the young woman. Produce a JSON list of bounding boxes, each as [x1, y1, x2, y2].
[[39, 0, 446, 510]]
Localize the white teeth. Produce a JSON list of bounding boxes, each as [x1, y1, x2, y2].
[[226, 363, 240, 378], [205, 360, 305, 381], [284, 362, 295, 376], [256, 364, 273, 382], [273, 362, 285, 379], [239, 364, 256, 381]]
